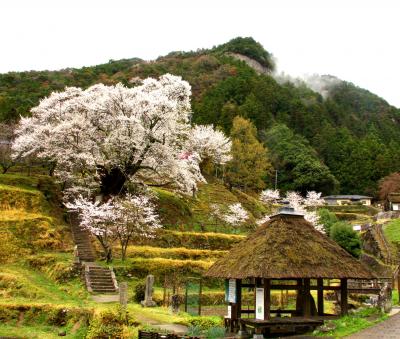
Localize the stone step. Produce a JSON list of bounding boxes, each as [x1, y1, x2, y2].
[[89, 272, 113, 277], [89, 277, 114, 281], [91, 283, 115, 287], [89, 275, 112, 279], [91, 288, 117, 293]]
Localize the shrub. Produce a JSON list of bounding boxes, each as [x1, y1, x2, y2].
[[146, 230, 244, 250], [124, 246, 227, 261], [187, 316, 222, 330], [115, 258, 212, 281], [330, 222, 361, 257], [86, 309, 127, 339], [318, 208, 338, 234], [134, 281, 146, 303]]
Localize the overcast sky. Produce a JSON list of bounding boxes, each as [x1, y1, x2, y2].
[[1, 0, 399, 107]]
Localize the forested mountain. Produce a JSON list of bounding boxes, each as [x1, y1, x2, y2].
[[1, 37, 399, 196]]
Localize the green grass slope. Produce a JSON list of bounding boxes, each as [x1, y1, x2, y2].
[[154, 180, 270, 233]]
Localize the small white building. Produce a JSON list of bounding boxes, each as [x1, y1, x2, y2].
[[323, 195, 372, 206]]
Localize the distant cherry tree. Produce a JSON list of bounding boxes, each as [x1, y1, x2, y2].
[[66, 193, 161, 261], [258, 189, 325, 232], [260, 189, 280, 203], [211, 202, 249, 227]]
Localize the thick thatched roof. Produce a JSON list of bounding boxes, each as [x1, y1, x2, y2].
[[388, 193, 400, 203], [205, 213, 375, 279]]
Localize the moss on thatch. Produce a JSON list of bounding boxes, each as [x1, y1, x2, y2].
[[205, 215, 375, 279]]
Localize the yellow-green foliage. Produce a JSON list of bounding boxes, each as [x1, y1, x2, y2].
[[154, 181, 263, 231], [0, 173, 40, 188], [116, 257, 213, 279], [232, 189, 270, 218], [123, 245, 227, 260], [0, 304, 91, 339], [1, 210, 63, 252], [0, 174, 70, 257], [25, 254, 78, 283], [325, 204, 379, 216], [146, 230, 245, 250], [383, 219, 400, 244], [86, 307, 135, 339], [0, 229, 20, 263], [153, 188, 193, 225], [0, 184, 47, 210]]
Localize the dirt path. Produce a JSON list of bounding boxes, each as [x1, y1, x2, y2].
[[134, 313, 188, 334]]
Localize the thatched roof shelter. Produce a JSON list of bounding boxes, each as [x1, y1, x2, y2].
[[206, 209, 376, 333], [205, 211, 374, 280]]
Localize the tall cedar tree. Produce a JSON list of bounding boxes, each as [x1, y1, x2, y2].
[[226, 116, 271, 191]]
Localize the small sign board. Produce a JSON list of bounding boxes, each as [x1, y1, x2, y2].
[[227, 279, 236, 303], [255, 288, 264, 320], [227, 305, 232, 319]]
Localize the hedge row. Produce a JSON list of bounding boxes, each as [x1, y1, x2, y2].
[[123, 245, 227, 261], [139, 230, 245, 250], [114, 257, 213, 280], [325, 205, 379, 216]]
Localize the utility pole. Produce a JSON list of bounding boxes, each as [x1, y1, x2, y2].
[[274, 170, 278, 190]]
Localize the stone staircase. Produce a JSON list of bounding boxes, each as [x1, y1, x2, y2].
[[71, 220, 96, 262], [84, 263, 118, 294], [69, 212, 118, 295]]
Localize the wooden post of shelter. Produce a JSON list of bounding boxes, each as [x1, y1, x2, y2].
[[263, 278, 271, 320], [397, 271, 400, 305], [303, 278, 311, 317], [236, 279, 242, 320], [317, 278, 324, 316], [296, 278, 303, 315], [340, 278, 348, 316]]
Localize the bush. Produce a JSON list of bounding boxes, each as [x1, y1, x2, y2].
[[124, 246, 227, 261], [115, 258, 212, 280], [330, 222, 361, 257], [86, 308, 129, 339], [318, 208, 338, 234], [146, 230, 244, 250], [134, 281, 146, 303], [187, 316, 222, 330]]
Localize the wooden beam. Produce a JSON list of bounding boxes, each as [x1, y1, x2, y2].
[[263, 278, 271, 320], [269, 284, 340, 291], [317, 278, 324, 316], [303, 278, 311, 317], [237, 279, 242, 319], [296, 279, 303, 315], [398, 273, 400, 305], [340, 278, 348, 316]]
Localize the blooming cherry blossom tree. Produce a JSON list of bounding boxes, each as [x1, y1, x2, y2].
[[66, 193, 161, 261], [12, 74, 231, 197], [65, 196, 115, 261], [285, 191, 325, 233], [222, 203, 249, 226], [260, 189, 280, 203], [211, 202, 249, 227], [113, 194, 161, 260]]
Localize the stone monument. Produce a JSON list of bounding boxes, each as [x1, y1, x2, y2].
[[141, 275, 156, 307]]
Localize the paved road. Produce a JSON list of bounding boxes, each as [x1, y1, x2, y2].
[[346, 312, 400, 339]]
